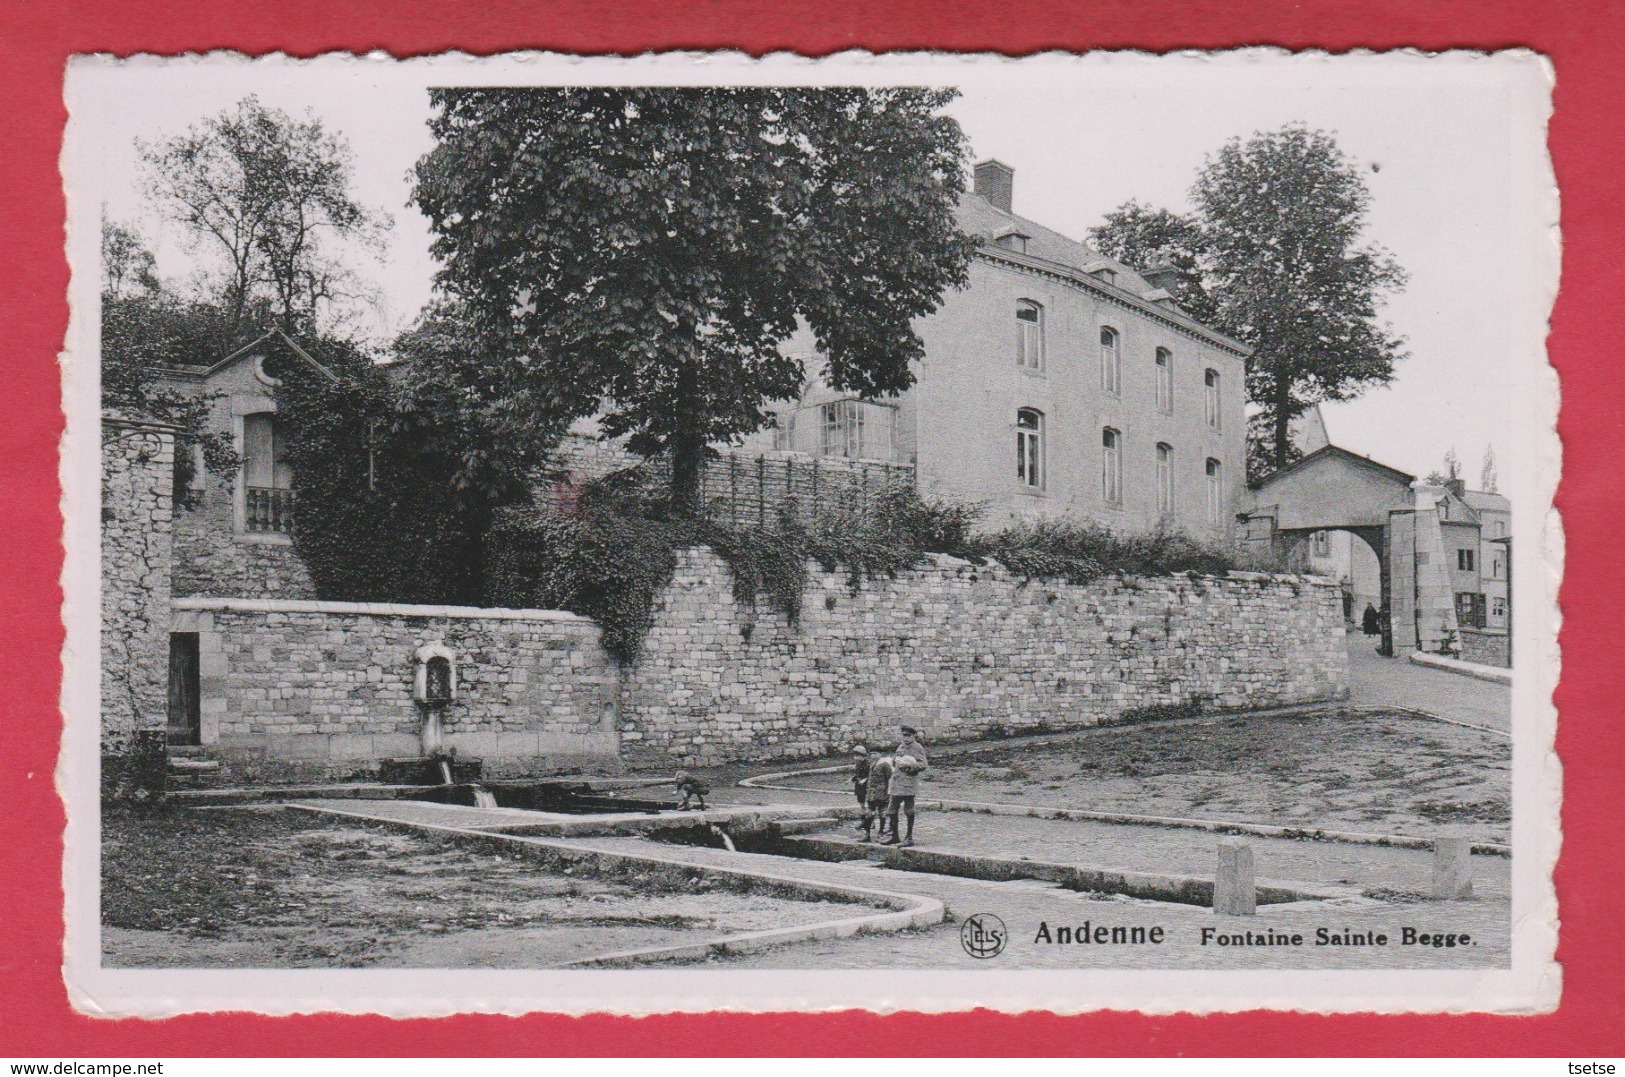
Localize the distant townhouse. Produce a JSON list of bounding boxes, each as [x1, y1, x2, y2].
[[1467, 489, 1512, 629], [743, 159, 1252, 536]]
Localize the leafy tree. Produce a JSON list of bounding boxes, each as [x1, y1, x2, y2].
[[139, 96, 387, 335], [387, 301, 554, 504], [410, 87, 977, 511], [1087, 201, 1216, 324], [1426, 446, 1463, 488], [99, 224, 245, 504], [1089, 124, 1407, 481], [1480, 444, 1499, 494], [101, 219, 159, 299]]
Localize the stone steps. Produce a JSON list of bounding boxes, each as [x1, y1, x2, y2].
[[167, 755, 222, 789]]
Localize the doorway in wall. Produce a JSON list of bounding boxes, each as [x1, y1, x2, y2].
[[167, 632, 201, 747]]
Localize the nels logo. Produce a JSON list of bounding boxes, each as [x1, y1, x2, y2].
[[960, 913, 1007, 959]]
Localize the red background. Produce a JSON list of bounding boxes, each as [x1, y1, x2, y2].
[[3, 0, 1620, 1056]]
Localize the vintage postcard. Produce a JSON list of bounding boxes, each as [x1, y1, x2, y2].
[[60, 49, 1560, 1016]]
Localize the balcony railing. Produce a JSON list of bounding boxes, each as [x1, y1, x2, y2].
[[245, 486, 295, 535]]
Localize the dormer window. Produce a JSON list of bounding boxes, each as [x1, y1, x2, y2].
[[994, 228, 1030, 255], [1084, 261, 1119, 286]]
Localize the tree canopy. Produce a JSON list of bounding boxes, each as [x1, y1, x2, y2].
[[1088, 201, 1216, 325], [140, 96, 387, 336], [99, 219, 243, 503], [1088, 124, 1407, 481], [410, 86, 977, 509]]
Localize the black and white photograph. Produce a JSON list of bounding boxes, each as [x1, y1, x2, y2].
[[63, 50, 1558, 1015]]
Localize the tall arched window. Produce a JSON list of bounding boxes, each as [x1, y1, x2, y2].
[[1204, 369, 1221, 429], [1206, 458, 1224, 528], [1156, 443, 1175, 516], [1155, 348, 1173, 413], [1017, 408, 1044, 488], [241, 412, 293, 534], [1100, 326, 1121, 395], [1101, 427, 1122, 504], [1016, 301, 1044, 370]]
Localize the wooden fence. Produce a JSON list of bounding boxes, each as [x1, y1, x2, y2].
[[548, 434, 916, 526]]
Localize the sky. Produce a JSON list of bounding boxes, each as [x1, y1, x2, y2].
[[77, 52, 1547, 483]]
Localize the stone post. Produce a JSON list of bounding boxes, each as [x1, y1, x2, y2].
[[101, 416, 177, 794], [1431, 835, 1474, 900], [1214, 839, 1257, 916]]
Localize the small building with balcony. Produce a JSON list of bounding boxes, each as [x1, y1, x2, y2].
[[154, 329, 329, 600]]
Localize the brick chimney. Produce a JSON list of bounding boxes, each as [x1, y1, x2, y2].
[[973, 159, 1014, 213], [1142, 263, 1181, 294]]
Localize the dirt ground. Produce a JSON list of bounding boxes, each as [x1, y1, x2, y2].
[[101, 805, 862, 968], [802, 711, 1510, 843]]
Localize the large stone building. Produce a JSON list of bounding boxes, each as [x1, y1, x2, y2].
[[744, 159, 1252, 536]]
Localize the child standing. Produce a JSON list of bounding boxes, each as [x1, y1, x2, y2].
[[851, 746, 871, 832], [883, 726, 929, 847], [862, 752, 894, 842]]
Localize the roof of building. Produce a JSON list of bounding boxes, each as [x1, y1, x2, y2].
[[955, 191, 1251, 357], [157, 328, 338, 383], [1414, 484, 1483, 526], [1288, 404, 1332, 456], [1250, 443, 1417, 491], [1464, 489, 1511, 514]]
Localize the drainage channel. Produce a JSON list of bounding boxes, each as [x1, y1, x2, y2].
[[641, 820, 1357, 910]]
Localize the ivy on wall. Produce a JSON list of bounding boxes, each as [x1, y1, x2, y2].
[[275, 344, 499, 606], [485, 473, 1248, 664]]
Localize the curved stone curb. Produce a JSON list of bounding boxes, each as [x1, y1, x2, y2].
[[1408, 650, 1513, 686], [775, 835, 1357, 907], [287, 801, 945, 967], [1348, 704, 1510, 740], [740, 772, 1511, 859]]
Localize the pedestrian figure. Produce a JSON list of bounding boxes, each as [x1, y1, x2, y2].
[[674, 770, 709, 811], [883, 725, 929, 847], [851, 746, 871, 833], [1362, 603, 1380, 636], [862, 752, 894, 842]]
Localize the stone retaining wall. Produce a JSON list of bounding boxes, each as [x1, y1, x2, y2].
[[171, 599, 622, 780], [102, 417, 176, 761], [1458, 627, 1511, 669], [619, 548, 1350, 767]]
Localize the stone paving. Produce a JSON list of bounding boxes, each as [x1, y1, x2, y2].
[[267, 636, 1514, 972], [309, 797, 1509, 971], [1345, 631, 1512, 732], [789, 813, 1510, 901], [568, 834, 1507, 971]]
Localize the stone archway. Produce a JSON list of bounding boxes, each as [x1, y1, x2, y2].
[[1238, 446, 1426, 659], [1273, 525, 1393, 656]]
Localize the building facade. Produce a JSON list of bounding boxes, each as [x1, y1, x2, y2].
[[745, 160, 1251, 536], [156, 332, 323, 601]]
